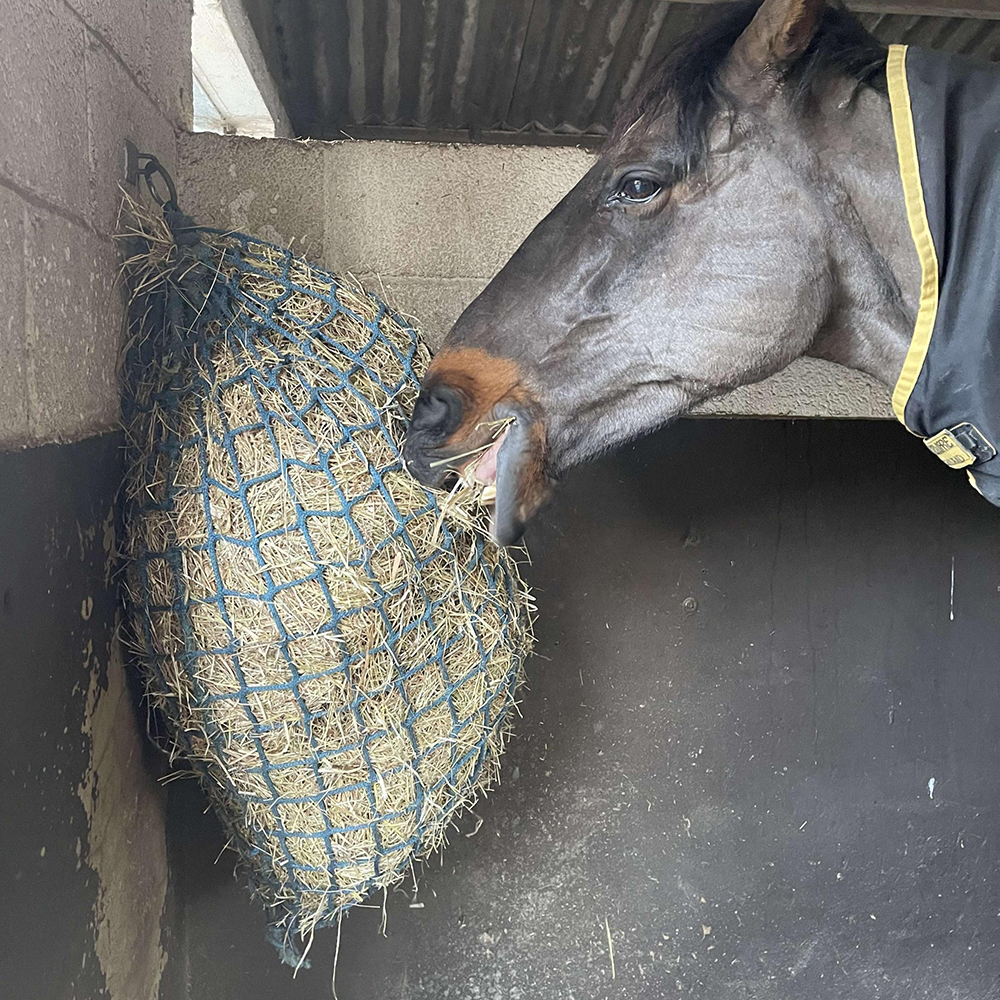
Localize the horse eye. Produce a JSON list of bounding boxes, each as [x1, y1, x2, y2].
[[617, 175, 660, 203]]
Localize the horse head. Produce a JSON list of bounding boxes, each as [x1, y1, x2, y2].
[[404, 0, 918, 544]]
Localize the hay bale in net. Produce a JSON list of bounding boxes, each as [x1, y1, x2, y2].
[[118, 202, 533, 965]]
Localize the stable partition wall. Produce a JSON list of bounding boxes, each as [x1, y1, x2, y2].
[[2, 9, 993, 999], [159, 131, 1000, 1000], [165, 419, 1000, 1000], [0, 2, 191, 999], [175, 131, 893, 420]]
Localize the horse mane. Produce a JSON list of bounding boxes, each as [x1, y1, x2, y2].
[[610, 0, 887, 170]]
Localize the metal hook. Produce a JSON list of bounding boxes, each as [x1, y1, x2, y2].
[[124, 139, 180, 213]]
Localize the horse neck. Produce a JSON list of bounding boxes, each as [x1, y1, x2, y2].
[[803, 80, 920, 389]]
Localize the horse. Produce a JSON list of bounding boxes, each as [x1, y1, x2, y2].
[[403, 0, 942, 545]]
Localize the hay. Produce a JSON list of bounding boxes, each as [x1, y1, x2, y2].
[[117, 200, 534, 962]]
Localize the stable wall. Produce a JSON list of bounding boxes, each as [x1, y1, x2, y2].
[[1, 0, 189, 450], [0, 3, 192, 999], [177, 131, 893, 419], [165, 419, 1000, 1000]]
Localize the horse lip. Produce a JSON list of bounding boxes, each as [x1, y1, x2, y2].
[[403, 425, 510, 492]]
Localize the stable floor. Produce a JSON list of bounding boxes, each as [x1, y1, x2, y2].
[[162, 420, 1000, 1000]]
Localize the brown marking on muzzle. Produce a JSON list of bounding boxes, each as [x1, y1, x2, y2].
[[420, 346, 553, 545], [424, 347, 536, 447]]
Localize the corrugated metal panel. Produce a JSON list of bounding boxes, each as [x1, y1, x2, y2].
[[242, 0, 1000, 141]]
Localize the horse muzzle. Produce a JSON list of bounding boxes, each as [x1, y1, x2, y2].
[[403, 350, 554, 546]]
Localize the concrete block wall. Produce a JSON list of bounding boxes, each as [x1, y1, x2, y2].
[[177, 130, 892, 419], [1, 0, 191, 449], [2, 5, 192, 1000]]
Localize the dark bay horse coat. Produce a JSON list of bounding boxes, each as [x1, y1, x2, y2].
[[887, 44, 1000, 504]]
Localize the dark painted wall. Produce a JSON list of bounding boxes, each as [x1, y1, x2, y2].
[[161, 419, 1000, 1000], [1, 436, 121, 998], [2, 434, 170, 1000]]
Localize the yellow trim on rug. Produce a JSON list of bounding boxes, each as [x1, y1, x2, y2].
[[886, 44, 940, 432]]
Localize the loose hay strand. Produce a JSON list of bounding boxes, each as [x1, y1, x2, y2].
[[119, 197, 534, 959], [606, 916, 616, 980]]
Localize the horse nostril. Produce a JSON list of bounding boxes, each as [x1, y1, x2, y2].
[[411, 384, 462, 438], [423, 391, 449, 424]]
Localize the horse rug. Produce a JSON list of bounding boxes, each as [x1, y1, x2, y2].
[[887, 43, 1000, 505]]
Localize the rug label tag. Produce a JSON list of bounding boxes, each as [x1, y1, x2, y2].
[[925, 428, 978, 468]]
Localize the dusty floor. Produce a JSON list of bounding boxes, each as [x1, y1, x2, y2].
[[159, 419, 1000, 998]]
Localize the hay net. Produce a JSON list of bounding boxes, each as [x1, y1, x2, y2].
[[119, 201, 532, 965]]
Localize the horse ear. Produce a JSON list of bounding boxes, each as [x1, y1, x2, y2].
[[729, 0, 826, 74]]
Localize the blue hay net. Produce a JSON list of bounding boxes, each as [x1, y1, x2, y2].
[[121, 213, 528, 966]]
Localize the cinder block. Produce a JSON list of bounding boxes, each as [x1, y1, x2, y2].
[[168, 134, 893, 420], [324, 142, 595, 279], [24, 210, 122, 442], [0, 0, 87, 214], [0, 188, 29, 448], [67, 0, 149, 86], [176, 132, 326, 258], [361, 274, 490, 350], [86, 31, 178, 237], [145, 0, 192, 127]]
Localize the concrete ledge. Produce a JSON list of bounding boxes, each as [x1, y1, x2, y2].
[[696, 357, 892, 419], [175, 132, 894, 420], [323, 141, 592, 278], [177, 132, 325, 256]]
